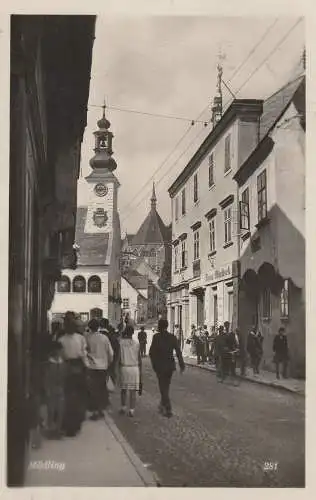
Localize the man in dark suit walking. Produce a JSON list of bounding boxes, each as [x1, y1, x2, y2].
[[149, 318, 185, 418]]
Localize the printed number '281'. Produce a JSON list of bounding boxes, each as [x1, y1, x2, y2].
[[264, 462, 278, 471]]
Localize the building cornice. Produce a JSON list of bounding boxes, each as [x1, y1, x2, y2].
[[168, 99, 263, 197]]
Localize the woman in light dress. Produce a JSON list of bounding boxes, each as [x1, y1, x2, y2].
[[118, 325, 142, 417]]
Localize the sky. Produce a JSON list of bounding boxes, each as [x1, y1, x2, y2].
[[78, 16, 304, 235]]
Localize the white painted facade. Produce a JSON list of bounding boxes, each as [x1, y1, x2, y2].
[[168, 101, 263, 337], [49, 267, 109, 322], [121, 277, 141, 323]]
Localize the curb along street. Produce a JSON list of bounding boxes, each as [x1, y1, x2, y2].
[[184, 358, 305, 397], [104, 412, 160, 486]]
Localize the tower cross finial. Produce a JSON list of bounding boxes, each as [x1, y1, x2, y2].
[[216, 48, 225, 97], [102, 97, 106, 118]]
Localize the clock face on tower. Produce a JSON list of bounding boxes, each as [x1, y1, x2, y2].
[[94, 183, 108, 197]]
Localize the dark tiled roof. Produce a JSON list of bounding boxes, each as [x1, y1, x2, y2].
[[132, 208, 170, 245], [123, 271, 148, 290], [75, 207, 109, 266], [259, 75, 304, 140], [122, 275, 148, 299], [125, 233, 135, 245]]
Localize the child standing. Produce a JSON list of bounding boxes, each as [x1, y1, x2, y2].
[[119, 326, 142, 417], [44, 341, 65, 438]]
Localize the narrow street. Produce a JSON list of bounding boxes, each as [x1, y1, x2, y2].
[[109, 359, 305, 487]]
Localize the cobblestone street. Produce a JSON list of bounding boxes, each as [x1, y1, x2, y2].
[[109, 359, 305, 487]]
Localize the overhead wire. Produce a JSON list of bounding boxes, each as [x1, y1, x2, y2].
[[89, 103, 207, 124], [119, 18, 285, 221]]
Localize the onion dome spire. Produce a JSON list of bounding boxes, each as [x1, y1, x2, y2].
[[89, 100, 117, 171]]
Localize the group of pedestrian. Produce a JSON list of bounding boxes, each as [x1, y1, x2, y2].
[[43, 313, 186, 439], [187, 325, 212, 364], [44, 311, 142, 439], [186, 321, 290, 381]]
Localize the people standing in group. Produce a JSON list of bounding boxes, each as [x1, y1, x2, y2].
[[273, 327, 289, 379], [44, 340, 65, 439], [101, 319, 120, 385], [149, 318, 185, 418], [118, 325, 142, 417], [224, 321, 239, 378], [247, 328, 263, 375], [202, 325, 210, 362], [235, 328, 246, 376], [209, 326, 217, 364], [214, 325, 229, 382], [138, 326, 147, 358], [85, 318, 113, 420], [58, 311, 88, 437], [189, 324, 197, 357], [196, 326, 206, 364]]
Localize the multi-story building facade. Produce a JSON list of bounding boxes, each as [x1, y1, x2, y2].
[[168, 97, 263, 338], [235, 75, 305, 377]]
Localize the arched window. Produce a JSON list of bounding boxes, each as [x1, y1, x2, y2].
[[72, 275, 86, 293], [150, 248, 156, 257], [88, 275, 101, 293], [57, 275, 71, 293], [90, 308, 103, 319]]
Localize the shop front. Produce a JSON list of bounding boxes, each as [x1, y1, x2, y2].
[[203, 261, 239, 333]]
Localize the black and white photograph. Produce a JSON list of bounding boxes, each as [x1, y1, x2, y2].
[[5, 11, 306, 489]]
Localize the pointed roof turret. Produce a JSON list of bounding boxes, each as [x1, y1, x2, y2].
[[151, 182, 157, 210], [131, 187, 170, 245]]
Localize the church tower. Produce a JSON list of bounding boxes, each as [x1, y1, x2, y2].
[[50, 105, 122, 327], [84, 104, 120, 234]]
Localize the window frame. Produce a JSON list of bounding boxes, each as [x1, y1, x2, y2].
[[174, 244, 179, 272], [181, 188, 186, 216], [224, 134, 231, 173], [240, 187, 250, 231], [72, 275, 86, 293], [257, 169, 267, 222], [224, 206, 232, 244], [193, 229, 200, 261], [57, 275, 71, 293], [175, 196, 179, 221], [193, 173, 198, 203], [209, 217, 216, 252], [262, 288, 272, 319], [209, 153, 215, 187], [123, 298, 130, 309], [87, 275, 102, 293], [181, 239, 187, 268], [280, 279, 289, 319]]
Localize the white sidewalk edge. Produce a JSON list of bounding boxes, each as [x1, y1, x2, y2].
[[103, 412, 159, 487]]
